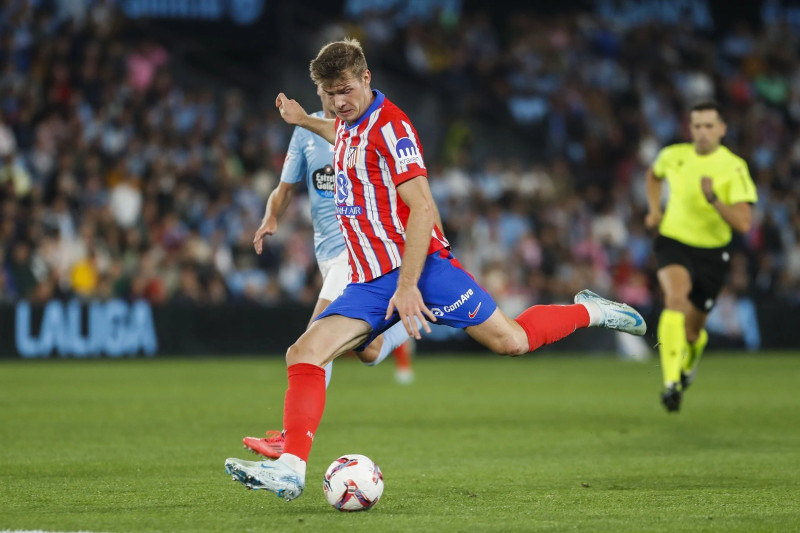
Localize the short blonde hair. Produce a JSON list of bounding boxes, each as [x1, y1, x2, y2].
[[309, 38, 368, 86]]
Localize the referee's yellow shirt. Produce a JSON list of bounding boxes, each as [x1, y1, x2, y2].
[[652, 143, 757, 248]]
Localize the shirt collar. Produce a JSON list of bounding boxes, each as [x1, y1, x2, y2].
[[347, 90, 385, 130]]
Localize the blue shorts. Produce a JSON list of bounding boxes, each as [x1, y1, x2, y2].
[[316, 250, 497, 350]]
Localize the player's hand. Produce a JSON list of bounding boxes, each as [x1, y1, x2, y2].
[[253, 217, 278, 255], [385, 282, 436, 340], [644, 210, 662, 230], [275, 93, 308, 126], [700, 176, 716, 202]]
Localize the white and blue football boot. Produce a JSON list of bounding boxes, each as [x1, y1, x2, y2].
[[224, 457, 304, 501], [574, 289, 647, 336]]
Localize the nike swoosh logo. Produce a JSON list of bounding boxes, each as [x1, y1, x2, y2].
[[619, 309, 643, 326], [468, 302, 482, 319]]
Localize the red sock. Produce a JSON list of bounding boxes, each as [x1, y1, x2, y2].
[[514, 304, 590, 352], [282, 363, 326, 462], [393, 341, 412, 371]]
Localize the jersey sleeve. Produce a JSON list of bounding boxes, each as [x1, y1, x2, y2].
[[279, 126, 308, 184], [724, 159, 758, 205], [651, 145, 676, 179], [376, 117, 427, 187]]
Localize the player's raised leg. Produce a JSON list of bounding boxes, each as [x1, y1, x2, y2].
[[226, 314, 372, 500], [466, 290, 645, 357], [422, 250, 645, 356]]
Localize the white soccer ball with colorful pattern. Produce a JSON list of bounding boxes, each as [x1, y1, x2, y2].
[[323, 454, 384, 511]]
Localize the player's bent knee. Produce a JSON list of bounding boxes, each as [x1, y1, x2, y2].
[[493, 336, 528, 357], [507, 340, 529, 357], [286, 336, 339, 367], [285, 343, 300, 366], [286, 342, 319, 366]]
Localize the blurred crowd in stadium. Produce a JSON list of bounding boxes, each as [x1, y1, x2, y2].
[[1, 1, 798, 347]]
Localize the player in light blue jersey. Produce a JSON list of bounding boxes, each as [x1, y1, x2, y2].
[[242, 87, 415, 458]]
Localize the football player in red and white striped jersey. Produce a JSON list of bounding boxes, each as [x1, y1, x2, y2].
[[224, 38, 646, 502]]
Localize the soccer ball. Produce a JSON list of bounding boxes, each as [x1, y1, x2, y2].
[[323, 454, 384, 511]]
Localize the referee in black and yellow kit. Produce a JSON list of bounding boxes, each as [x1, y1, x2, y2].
[[645, 101, 757, 413]]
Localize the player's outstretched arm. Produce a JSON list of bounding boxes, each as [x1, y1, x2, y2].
[[254, 181, 297, 255], [276, 93, 336, 144], [385, 177, 437, 339]]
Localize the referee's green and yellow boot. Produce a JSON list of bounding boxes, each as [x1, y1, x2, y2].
[[681, 328, 708, 391], [658, 309, 686, 412]]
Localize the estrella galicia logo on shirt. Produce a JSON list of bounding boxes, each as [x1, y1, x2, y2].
[[335, 171, 363, 217], [395, 137, 423, 167], [312, 165, 335, 198]]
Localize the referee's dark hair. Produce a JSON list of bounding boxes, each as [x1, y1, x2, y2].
[[690, 101, 724, 121]]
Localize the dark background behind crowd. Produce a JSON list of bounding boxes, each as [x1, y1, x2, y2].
[[1, 0, 798, 349]]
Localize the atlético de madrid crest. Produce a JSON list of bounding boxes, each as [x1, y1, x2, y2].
[[346, 146, 358, 168]]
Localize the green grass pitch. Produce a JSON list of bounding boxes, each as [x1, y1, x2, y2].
[[1, 352, 799, 532]]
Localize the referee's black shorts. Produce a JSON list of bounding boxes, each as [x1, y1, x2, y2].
[[653, 235, 731, 312]]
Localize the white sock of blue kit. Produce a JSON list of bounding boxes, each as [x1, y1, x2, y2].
[[324, 361, 332, 388], [366, 321, 416, 367]]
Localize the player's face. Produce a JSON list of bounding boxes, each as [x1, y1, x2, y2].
[[322, 70, 373, 125], [690, 110, 726, 154]]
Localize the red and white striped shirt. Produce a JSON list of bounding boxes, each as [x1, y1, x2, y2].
[[332, 90, 449, 283]]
